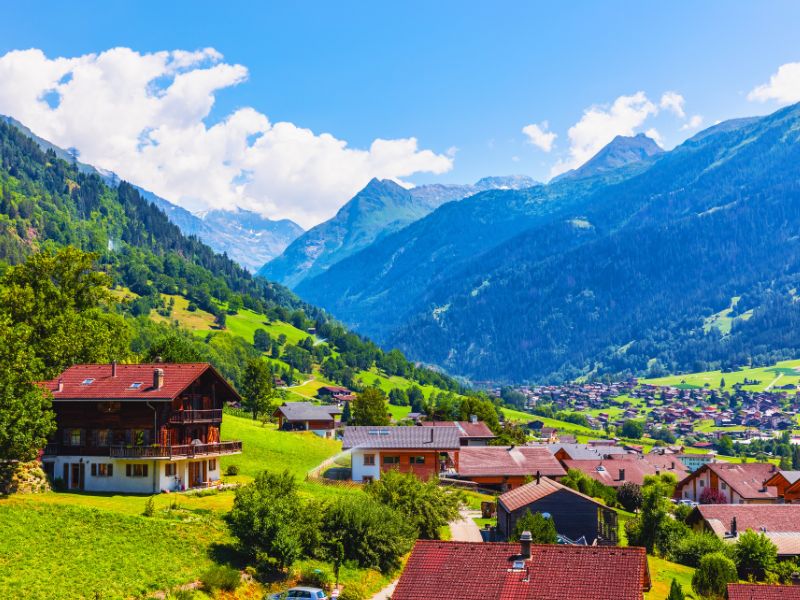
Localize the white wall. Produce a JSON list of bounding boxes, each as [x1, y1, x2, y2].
[[351, 449, 381, 482]]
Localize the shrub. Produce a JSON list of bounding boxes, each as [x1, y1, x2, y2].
[[510, 510, 557, 544], [225, 464, 240, 476], [339, 582, 368, 600], [617, 482, 643, 512], [699, 487, 727, 504], [52, 477, 66, 491], [143, 496, 155, 517], [669, 531, 726, 567], [201, 564, 240, 592], [692, 552, 738, 600], [300, 564, 333, 589], [672, 503, 693, 524], [732, 530, 778, 580]]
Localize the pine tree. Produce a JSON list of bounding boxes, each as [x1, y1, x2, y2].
[[666, 578, 685, 600], [341, 401, 352, 425]]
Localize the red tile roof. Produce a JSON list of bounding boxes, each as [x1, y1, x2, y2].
[[728, 584, 800, 600], [457, 446, 566, 478], [694, 504, 800, 534], [392, 541, 650, 600], [420, 420, 496, 438], [41, 363, 239, 402], [498, 476, 606, 513], [561, 455, 687, 487]]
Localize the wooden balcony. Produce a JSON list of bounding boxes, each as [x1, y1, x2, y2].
[[109, 441, 242, 459], [168, 409, 223, 424]]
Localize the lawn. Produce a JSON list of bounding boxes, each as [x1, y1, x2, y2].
[[645, 556, 696, 599], [643, 358, 800, 392], [501, 407, 600, 436], [0, 500, 229, 599]]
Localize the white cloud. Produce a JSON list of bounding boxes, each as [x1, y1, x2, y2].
[[549, 91, 658, 177], [680, 114, 704, 131], [645, 128, 664, 147], [521, 121, 557, 152], [659, 91, 686, 118], [748, 62, 800, 105], [0, 48, 453, 228]]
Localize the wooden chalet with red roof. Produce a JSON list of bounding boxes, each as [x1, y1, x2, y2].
[[419, 418, 496, 446], [674, 462, 779, 504], [40, 362, 242, 494], [391, 537, 650, 600], [453, 446, 566, 491]]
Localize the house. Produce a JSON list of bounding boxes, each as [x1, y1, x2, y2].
[[273, 402, 341, 438], [341, 426, 461, 482], [40, 363, 243, 494], [676, 453, 719, 472], [419, 419, 496, 446], [728, 584, 800, 599], [496, 475, 618, 544], [538, 427, 558, 443], [764, 470, 800, 502], [454, 446, 566, 491], [687, 504, 800, 558], [391, 538, 650, 600], [547, 442, 630, 461], [560, 455, 688, 488], [674, 463, 779, 504], [315, 385, 355, 403]]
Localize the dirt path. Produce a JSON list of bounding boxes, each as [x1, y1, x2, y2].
[[449, 509, 484, 542], [765, 372, 783, 391], [370, 579, 398, 600]]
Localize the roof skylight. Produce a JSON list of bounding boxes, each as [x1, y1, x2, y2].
[[81, 378, 95, 385]]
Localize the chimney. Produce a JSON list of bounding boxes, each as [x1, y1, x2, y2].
[[731, 516, 737, 537], [519, 531, 532, 560], [111, 361, 117, 378], [536, 470, 541, 485], [671, 461, 675, 470], [470, 414, 478, 424], [790, 572, 800, 586], [56, 378, 64, 393], [153, 368, 164, 390], [619, 468, 626, 481]]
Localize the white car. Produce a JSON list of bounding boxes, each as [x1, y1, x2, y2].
[[269, 587, 328, 600]]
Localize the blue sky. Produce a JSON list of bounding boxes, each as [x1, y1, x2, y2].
[[1, 1, 799, 226]]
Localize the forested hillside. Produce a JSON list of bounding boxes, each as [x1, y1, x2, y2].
[[300, 103, 800, 383]]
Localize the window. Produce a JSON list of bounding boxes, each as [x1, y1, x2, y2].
[[81, 378, 95, 385], [363, 476, 374, 483], [699, 480, 705, 488], [383, 455, 400, 465], [410, 456, 426, 465], [63, 428, 83, 446], [129, 382, 143, 389], [363, 454, 376, 466], [125, 464, 148, 478], [208, 459, 217, 471], [91, 463, 113, 477], [165, 463, 177, 477], [721, 482, 727, 490], [93, 429, 111, 447]]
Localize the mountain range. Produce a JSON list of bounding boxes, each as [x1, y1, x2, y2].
[[295, 105, 800, 383], [258, 174, 539, 288], [0, 115, 303, 272]]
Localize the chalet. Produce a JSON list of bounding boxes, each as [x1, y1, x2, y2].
[[419, 419, 496, 446], [560, 455, 688, 488], [764, 470, 800, 502], [453, 446, 566, 491], [40, 363, 243, 494], [674, 463, 779, 504], [342, 426, 460, 482], [315, 385, 355, 403], [687, 504, 800, 559], [546, 442, 630, 461], [676, 453, 718, 472], [391, 538, 651, 600], [496, 475, 618, 544], [728, 584, 800, 599], [273, 402, 341, 438]]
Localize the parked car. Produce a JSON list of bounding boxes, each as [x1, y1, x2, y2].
[[269, 587, 328, 600]]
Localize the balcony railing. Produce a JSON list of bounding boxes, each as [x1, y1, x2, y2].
[[168, 409, 223, 424], [109, 441, 242, 459]]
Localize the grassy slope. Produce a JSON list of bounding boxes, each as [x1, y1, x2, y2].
[[645, 556, 696, 600], [643, 359, 800, 392]]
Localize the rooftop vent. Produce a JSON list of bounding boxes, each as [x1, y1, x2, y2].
[[519, 531, 532, 560]]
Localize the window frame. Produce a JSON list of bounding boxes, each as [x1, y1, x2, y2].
[[363, 453, 376, 466], [382, 455, 400, 465]]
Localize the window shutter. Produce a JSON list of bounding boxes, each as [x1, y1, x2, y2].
[[91, 430, 98, 446], [108, 464, 113, 477], [79, 429, 86, 446], [91, 464, 97, 476], [125, 430, 132, 445], [143, 465, 148, 477], [62, 429, 69, 445], [126, 464, 131, 477]]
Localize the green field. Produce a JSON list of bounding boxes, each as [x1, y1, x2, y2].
[[501, 406, 599, 436], [643, 359, 800, 392], [645, 556, 696, 600]]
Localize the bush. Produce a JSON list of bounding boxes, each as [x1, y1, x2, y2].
[[225, 464, 240, 476], [52, 477, 66, 492], [617, 482, 643, 512], [692, 552, 738, 600], [143, 496, 156, 517], [510, 510, 557, 544], [666, 578, 685, 600], [300, 564, 333, 589], [732, 530, 778, 580], [672, 503, 693, 524], [339, 582, 369, 600], [201, 564, 240, 592], [699, 487, 728, 504], [669, 531, 726, 567]]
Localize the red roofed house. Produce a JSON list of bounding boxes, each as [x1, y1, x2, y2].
[[728, 584, 800, 599], [454, 446, 566, 491], [687, 504, 800, 558], [419, 418, 496, 446], [40, 363, 243, 494], [674, 462, 779, 504], [392, 538, 650, 600], [560, 454, 688, 488], [764, 470, 800, 502], [496, 475, 618, 544]]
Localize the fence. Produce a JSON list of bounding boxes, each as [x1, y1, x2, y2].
[[306, 449, 362, 489]]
